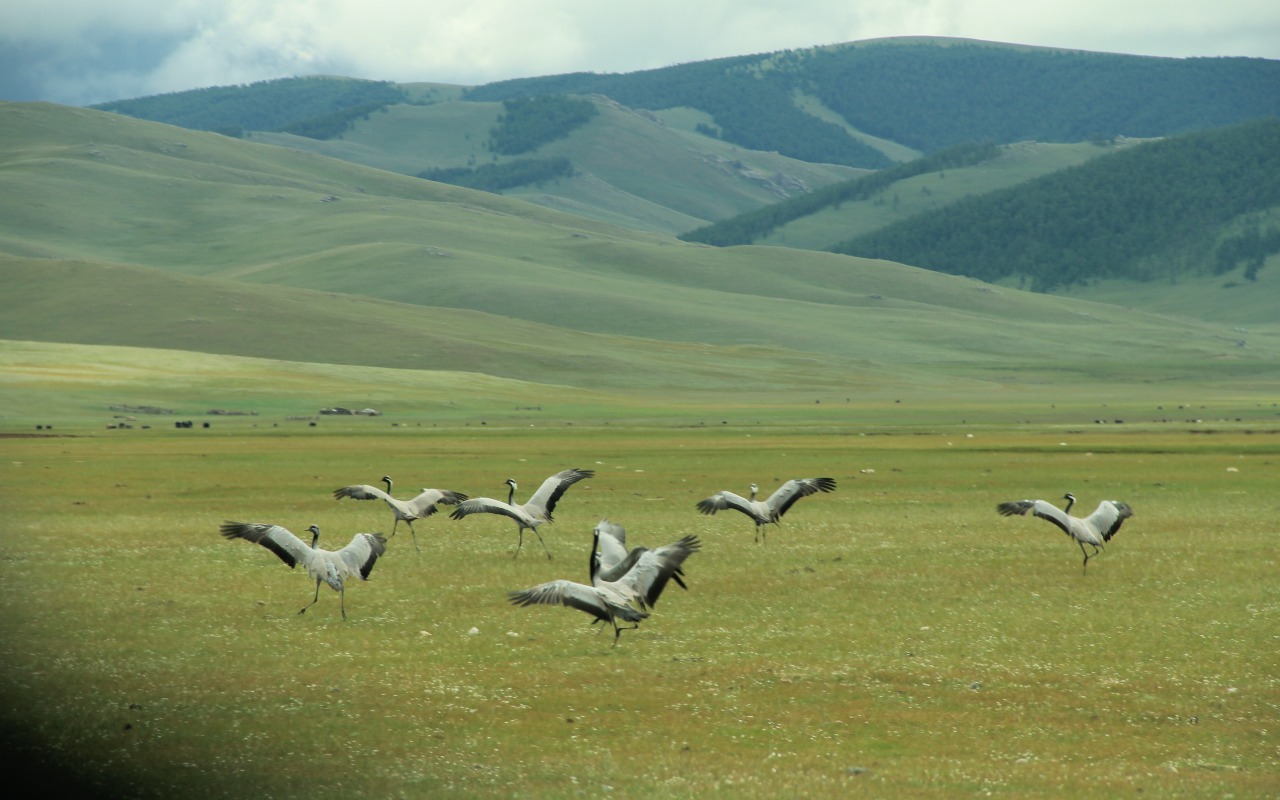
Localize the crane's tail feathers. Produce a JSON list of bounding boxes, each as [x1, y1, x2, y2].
[[615, 605, 649, 624]]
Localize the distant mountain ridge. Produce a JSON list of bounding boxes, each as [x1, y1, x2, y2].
[[465, 38, 1280, 158], [92, 38, 1280, 167], [93, 75, 412, 138], [71, 37, 1280, 308]]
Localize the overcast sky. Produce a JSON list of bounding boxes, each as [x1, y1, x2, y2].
[[3, 0, 1278, 107]]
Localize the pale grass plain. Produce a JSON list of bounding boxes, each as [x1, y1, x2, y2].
[[2, 417, 1277, 798]]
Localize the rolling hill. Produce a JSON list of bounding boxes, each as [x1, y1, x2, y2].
[[3, 99, 1278, 419], [687, 119, 1280, 313], [87, 38, 1280, 244], [245, 94, 864, 235]]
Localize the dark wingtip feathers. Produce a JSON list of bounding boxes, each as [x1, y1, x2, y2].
[[996, 501, 1030, 517]]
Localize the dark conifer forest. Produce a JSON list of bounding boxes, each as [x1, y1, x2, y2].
[[830, 119, 1280, 290]]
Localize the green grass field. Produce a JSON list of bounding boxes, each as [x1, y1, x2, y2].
[[2, 417, 1276, 798]]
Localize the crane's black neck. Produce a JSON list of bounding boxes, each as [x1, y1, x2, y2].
[[308, 525, 320, 549], [589, 531, 601, 583]]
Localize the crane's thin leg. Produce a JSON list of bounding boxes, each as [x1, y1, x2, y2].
[[339, 587, 347, 621], [1079, 541, 1093, 575], [300, 579, 322, 615], [405, 520, 420, 555], [512, 528, 525, 558], [532, 528, 553, 560], [611, 620, 640, 646]]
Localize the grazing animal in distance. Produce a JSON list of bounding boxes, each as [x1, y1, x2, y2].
[[450, 468, 594, 558], [333, 475, 467, 553], [696, 477, 837, 542], [997, 493, 1134, 574], [220, 521, 386, 620]]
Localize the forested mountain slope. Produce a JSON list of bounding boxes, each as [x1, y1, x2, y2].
[[830, 118, 1280, 291], [465, 38, 1280, 161], [92, 38, 1280, 171]]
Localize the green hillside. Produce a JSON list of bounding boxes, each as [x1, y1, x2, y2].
[[0, 255, 897, 395], [244, 95, 862, 235], [3, 100, 1278, 417]]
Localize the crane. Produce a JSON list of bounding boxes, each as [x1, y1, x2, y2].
[[507, 526, 665, 644], [220, 521, 387, 620], [997, 493, 1134, 574], [333, 475, 467, 552], [696, 477, 837, 542], [449, 468, 593, 558]]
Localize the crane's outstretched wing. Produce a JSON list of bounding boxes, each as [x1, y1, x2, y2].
[[221, 521, 386, 580], [766, 477, 837, 519], [696, 491, 769, 524], [526, 468, 594, 519], [509, 579, 648, 625], [602, 534, 701, 608], [402, 488, 469, 517], [1090, 501, 1134, 542], [333, 532, 388, 580], [593, 518, 629, 573], [997, 499, 1073, 537], [333, 484, 393, 503], [220, 521, 310, 568], [450, 497, 531, 525]]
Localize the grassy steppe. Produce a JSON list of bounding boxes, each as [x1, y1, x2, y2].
[[5, 339, 1280, 434], [1, 422, 1276, 798]]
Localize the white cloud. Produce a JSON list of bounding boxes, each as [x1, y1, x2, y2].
[[2, 0, 1278, 105]]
